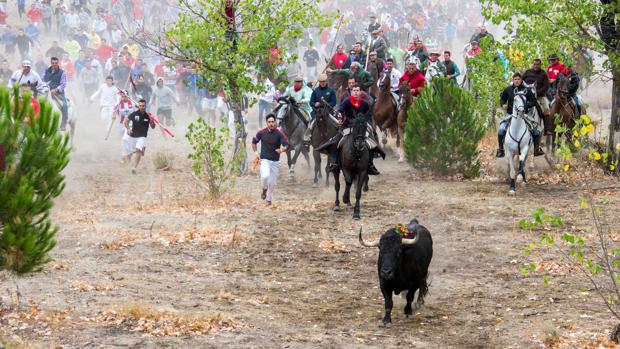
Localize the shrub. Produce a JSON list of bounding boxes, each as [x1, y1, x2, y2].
[[404, 77, 486, 177], [0, 87, 71, 273], [153, 149, 174, 170], [186, 118, 242, 199]]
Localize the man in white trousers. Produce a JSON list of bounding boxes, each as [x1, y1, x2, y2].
[[90, 75, 118, 124], [251, 114, 289, 206]]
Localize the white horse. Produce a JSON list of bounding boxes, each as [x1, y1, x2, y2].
[[505, 90, 532, 195], [40, 84, 78, 149]]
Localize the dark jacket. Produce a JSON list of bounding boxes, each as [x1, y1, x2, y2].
[[568, 70, 580, 97], [500, 84, 536, 114], [310, 85, 337, 110], [338, 97, 371, 128], [331, 68, 375, 91], [522, 68, 550, 97]]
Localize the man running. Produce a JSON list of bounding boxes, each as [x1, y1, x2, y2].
[[90, 75, 118, 123], [151, 77, 178, 127], [113, 90, 136, 163], [251, 114, 289, 206], [123, 99, 155, 174]]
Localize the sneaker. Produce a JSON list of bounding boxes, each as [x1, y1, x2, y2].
[[495, 149, 505, 158], [261, 188, 267, 200]]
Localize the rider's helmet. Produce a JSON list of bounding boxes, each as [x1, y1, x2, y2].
[[21, 60, 32, 68], [547, 53, 559, 61], [407, 56, 421, 68]]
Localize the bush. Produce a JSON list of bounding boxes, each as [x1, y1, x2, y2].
[[0, 87, 71, 274], [186, 118, 242, 199], [404, 77, 486, 177], [153, 149, 174, 170]]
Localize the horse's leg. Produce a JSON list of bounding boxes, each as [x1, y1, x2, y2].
[[363, 175, 369, 192], [325, 154, 331, 187], [343, 171, 352, 206], [312, 149, 320, 187], [507, 151, 516, 195], [353, 173, 366, 220], [333, 169, 341, 211], [302, 148, 311, 168]]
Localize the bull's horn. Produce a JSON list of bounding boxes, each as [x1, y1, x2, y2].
[[358, 226, 379, 247], [401, 232, 420, 245]]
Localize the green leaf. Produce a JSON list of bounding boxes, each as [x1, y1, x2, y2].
[[562, 233, 576, 244]]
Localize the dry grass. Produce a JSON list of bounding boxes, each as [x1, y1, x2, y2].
[[318, 239, 349, 253], [155, 227, 250, 247], [152, 149, 175, 170], [89, 303, 244, 336], [100, 235, 136, 250], [70, 280, 114, 292]]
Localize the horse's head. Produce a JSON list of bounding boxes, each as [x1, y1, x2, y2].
[[512, 89, 527, 118], [556, 73, 570, 99], [352, 113, 369, 153], [275, 96, 292, 122], [399, 84, 412, 105], [378, 72, 390, 90], [523, 81, 536, 96], [315, 102, 331, 123]]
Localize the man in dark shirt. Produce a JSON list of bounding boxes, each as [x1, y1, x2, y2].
[[123, 99, 155, 174], [303, 41, 320, 82], [522, 58, 551, 134], [252, 114, 289, 205]]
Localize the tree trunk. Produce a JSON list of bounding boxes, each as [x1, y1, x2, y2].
[[229, 86, 248, 175], [607, 69, 620, 173]]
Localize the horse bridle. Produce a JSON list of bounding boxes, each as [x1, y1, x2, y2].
[[508, 93, 529, 154]]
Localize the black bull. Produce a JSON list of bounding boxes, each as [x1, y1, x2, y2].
[[359, 220, 433, 326]]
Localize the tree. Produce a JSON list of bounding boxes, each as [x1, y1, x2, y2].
[[0, 87, 71, 274], [136, 0, 332, 172], [480, 0, 620, 154], [404, 77, 486, 177]]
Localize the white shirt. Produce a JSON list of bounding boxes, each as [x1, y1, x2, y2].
[[90, 83, 119, 107], [377, 68, 401, 91], [8, 69, 44, 91], [259, 79, 275, 103]]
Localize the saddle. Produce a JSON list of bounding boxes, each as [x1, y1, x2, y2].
[[338, 125, 377, 150], [390, 91, 400, 111]]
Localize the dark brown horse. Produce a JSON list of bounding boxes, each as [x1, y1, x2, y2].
[[372, 72, 398, 146], [549, 73, 586, 146], [311, 103, 339, 187], [396, 83, 413, 162]]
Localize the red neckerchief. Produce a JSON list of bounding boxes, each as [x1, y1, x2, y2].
[[294, 85, 302, 92], [350, 95, 361, 109]]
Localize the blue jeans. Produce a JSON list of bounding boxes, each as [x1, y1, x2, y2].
[[258, 100, 272, 128], [499, 114, 541, 137]]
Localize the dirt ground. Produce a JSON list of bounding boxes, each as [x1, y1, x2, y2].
[[1, 99, 619, 349]]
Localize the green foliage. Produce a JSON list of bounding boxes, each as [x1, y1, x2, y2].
[[186, 118, 242, 199], [518, 207, 564, 230], [404, 77, 486, 177], [0, 86, 70, 274], [466, 37, 510, 122]]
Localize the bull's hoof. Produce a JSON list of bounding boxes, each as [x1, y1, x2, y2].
[[353, 212, 360, 220], [379, 321, 391, 328]]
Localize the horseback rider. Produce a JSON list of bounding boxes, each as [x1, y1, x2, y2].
[[566, 65, 583, 117], [8, 60, 44, 94], [282, 76, 312, 124], [425, 51, 447, 82], [341, 77, 374, 105], [546, 53, 568, 101], [496, 73, 543, 158], [522, 58, 551, 134], [315, 84, 385, 175], [327, 62, 375, 94], [399, 58, 426, 97], [43, 56, 69, 131], [370, 29, 388, 62], [303, 74, 337, 146]]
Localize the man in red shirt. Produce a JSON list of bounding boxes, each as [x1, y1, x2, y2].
[[546, 53, 568, 100], [95, 39, 115, 63], [399, 59, 425, 97], [331, 44, 347, 69], [546, 53, 568, 84]]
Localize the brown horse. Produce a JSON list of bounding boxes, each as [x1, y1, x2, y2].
[[396, 83, 413, 162], [326, 61, 349, 104], [372, 72, 398, 146], [366, 60, 381, 98], [549, 73, 586, 147]]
